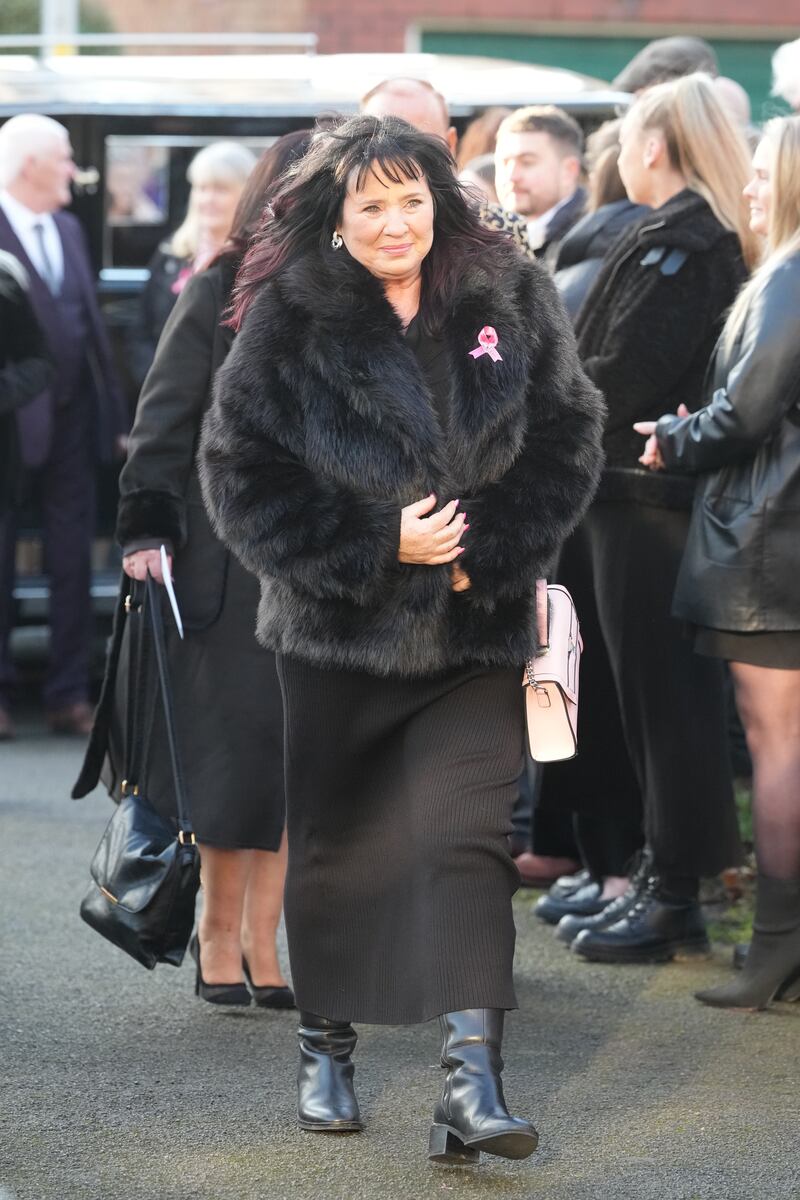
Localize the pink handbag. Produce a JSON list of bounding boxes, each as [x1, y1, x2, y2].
[[522, 580, 582, 762]]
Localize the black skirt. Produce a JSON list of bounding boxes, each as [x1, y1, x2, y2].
[[276, 655, 523, 1025], [694, 626, 800, 669]]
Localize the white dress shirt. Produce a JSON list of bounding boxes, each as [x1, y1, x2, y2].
[[526, 195, 572, 252], [0, 190, 64, 292]]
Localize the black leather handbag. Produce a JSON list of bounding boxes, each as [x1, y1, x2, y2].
[[79, 573, 200, 969]]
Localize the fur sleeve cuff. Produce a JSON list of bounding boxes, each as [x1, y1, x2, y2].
[[116, 488, 186, 550]]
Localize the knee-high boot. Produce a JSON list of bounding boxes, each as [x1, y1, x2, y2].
[[696, 875, 800, 1011], [429, 1009, 538, 1164], [297, 1012, 362, 1131]]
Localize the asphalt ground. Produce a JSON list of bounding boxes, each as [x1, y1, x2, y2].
[[1, 710, 799, 1200]]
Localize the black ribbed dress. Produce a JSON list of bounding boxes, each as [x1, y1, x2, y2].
[[277, 317, 524, 1025]]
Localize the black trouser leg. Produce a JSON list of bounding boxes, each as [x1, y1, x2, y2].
[[589, 501, 742, 879], [538, 521, 644, 879]]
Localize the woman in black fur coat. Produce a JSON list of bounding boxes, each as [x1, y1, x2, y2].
[[200, 115, 604, 1163], [539, 75, 757, 964]]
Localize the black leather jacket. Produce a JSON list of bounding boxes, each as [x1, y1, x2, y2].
[[656, 253, 800, 632]]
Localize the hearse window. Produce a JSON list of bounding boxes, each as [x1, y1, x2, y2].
[[103, 135, 277, 271]]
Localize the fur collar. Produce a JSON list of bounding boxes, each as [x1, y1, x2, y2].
[[241, 247, 542, 499]]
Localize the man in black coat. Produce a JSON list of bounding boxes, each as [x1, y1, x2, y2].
[[494, 106, 587, 267], [0, 114, 127, 736]]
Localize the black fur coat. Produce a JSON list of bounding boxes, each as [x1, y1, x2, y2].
[[200, 246, 605, 678]]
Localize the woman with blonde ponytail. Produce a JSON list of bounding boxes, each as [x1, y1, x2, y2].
[[636, 116, 800, 1009], [537, 74, 750, 961]]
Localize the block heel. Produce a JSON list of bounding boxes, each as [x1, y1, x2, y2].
[[428, 1124, 480, 1165]]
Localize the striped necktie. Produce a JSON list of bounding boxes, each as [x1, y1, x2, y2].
[[32, 221, 59, 295]]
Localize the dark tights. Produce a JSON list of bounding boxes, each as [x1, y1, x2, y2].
[[730, 663, 800, 880]]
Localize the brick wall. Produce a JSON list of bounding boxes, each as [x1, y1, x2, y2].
[[93, 0, 794, 55], [96, 0, 308, 48], [308, 1, 793, 54]]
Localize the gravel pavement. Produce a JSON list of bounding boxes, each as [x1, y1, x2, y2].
[[1, 713, 799, 1200]]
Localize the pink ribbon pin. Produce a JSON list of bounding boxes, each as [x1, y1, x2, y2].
[[469, 325, 502, 362]]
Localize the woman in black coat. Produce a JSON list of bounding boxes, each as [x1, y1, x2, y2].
[[0, 251, 52, 515], [539, 75, 758, 961], [200, 115, 604, 1163], [95, 133, 312, 1009], [637, 115, 800, 1010]]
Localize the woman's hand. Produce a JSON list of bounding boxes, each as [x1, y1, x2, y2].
[[122, 548, 172, 584], [398, 494, 467, 566], [633, 404, 689, 470], [451, 564, 472, 593]]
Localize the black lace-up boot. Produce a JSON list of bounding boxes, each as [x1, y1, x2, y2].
[[571, 873, 710, 964], [555, 851, 653, 946], [297, 1013, 362, 1132], [428, 1009, 538, 1165]]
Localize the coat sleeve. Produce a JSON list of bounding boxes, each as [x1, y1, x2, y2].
[[199, 296, 402, 606], [460, 279, 606, 602], [657, 264, 800, 474], [116, 271, 219, 552]]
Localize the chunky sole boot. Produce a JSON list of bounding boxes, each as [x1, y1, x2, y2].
[[696, 876, 800, 1011], [429, 1009, 538, 1166], [556, 854, 655, 947], [572, 878, 710, 965], [297, 1013, 363, 1132], [534, 880, 608, 926]]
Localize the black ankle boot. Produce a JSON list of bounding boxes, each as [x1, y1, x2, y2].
[[696, 875, 800, 1010], [429, 1009, 538, 1164], [572, 875, 710, 964], [297, 1012, 362, 1132], [555, 852, 654, 946]]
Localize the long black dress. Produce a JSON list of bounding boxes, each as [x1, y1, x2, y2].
[[278, 317, 523, 1024]]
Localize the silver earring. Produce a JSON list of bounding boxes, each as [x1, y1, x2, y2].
[[331, 231, 343, 250]]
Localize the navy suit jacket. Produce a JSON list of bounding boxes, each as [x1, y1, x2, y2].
[[0, 206, 127, 466]]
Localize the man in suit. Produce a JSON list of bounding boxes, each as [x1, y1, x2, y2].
[[0, 114, 127, 738], [494, 106, 587, 267]]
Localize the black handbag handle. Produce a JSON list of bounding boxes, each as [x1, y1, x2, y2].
[[144, 571, 195, 845], [123, 577, 151, 795]]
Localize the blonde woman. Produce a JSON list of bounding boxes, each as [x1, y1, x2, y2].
[[130, 141, 256, 388], [538, 75, 756, 959], [636, 116, 800, 1009]]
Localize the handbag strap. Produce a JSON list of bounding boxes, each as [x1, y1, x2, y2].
[[535, 578, 550, 650], [123, 578, 152, 795], [144, 571, 195, 845]]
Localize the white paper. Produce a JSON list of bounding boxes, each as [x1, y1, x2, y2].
[[160, 544, 184, 640]]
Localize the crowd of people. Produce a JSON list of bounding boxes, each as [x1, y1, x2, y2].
[[1, 31, 799, 1166]]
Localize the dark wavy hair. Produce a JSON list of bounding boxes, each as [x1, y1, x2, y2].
[[228, 114, 513, 332]]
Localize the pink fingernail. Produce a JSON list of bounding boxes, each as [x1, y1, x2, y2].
[[454, 499, 460, 508], [458, 546, 466, 554], [464, 524, 470, 530]]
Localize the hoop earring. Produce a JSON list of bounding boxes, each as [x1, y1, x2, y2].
[[331, 231, 343, 250]]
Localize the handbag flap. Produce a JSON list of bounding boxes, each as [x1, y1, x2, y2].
[[526, 585, 581, 703], [89, 793, 179, 914]]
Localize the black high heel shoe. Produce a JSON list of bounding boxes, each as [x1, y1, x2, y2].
[[242, 959, 295, 1009], [189, 934, 251, 1007], [696, 875, 800, 1011]]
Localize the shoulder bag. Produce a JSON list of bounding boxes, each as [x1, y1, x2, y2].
[[523, 580, 582, 762], [79, 572, 200, 969]]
